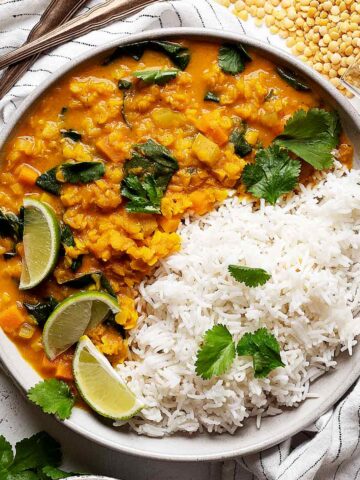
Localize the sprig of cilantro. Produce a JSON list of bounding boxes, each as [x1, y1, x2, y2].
[[274, 108, 340, 170], [0, 432, 75, 479], [237, 328, 285, 378], [218, 43, 252, 75], [228, 265, 271, 287], [195, 325, 236, 379], [27, 379, 75, 421], [242, 144, 301, 205], [195, 326, 284, 380]]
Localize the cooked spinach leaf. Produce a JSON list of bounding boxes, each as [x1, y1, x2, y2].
[[204, 91, 220, 102], [230, 127, 252, 157], [276, 66, 311, 91], [0, 209, 23, 241], [36, 167, 61, 196], [70, 255, 83, 273], [60, 129, 82, 142], [60, 224, 75, 248], [103, 40, 190, 70], [23, 297, 58, 326], [133, 68, 179, 85], [118, 79, 132, 90], [60, 162, 105, 184], [121, 139, 179, 214], [58, 272, 116, 297], [218, 43, 252, 75]]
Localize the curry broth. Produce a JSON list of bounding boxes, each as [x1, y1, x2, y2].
[[0, 39, 353, 382]]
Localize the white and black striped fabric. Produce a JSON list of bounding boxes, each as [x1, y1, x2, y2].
[[0, 1, 359, 479]]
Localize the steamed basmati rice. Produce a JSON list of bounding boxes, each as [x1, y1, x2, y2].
[[116, 163, 360, 437]]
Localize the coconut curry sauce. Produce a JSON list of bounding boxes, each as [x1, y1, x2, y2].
[[0, 39, 353, 382]]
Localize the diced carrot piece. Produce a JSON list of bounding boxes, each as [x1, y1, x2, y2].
[[16, 163, 40, 186], [158, 216, 181, 233], [41, 354, 58, 374], [96, 137, 125, 163], [55, 361, 74, 381], [196, 114, 229, 146], [0, 305, 27, 334]]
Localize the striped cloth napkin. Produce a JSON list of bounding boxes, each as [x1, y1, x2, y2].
[[1, 1, 360, 479]]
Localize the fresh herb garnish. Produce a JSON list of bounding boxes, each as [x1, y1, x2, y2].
[[60, 161, 105, 184], [118, 79, 132, 90], [274, 108, 340, 170], [36, 167, 61, 196], [28, 379, 75, 421], [276, 66, 311, 91], [133, 68, 179, 85], [23, 297, 58, 327], [103, 40, 190, 70], [60, 129, 82, 142], [121, 139, 179, 214], [218, 43, 252, 75], [0, 432, 75, 479], [0, 208, 23, 241], [237, 328, 285, 378], [229, 127, 252, 157], [228, 265, 271, 287], [242, 144, 301, 204], [204, 91, 220, 103], [195, 324, 236, 379]]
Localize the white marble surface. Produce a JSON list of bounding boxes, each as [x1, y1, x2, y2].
[[0, 366, 232, 480]]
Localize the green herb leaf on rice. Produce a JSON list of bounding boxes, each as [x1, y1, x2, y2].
[[237, 328, 284, 378], [218, 43, 252, 75], [27, 379, 75, 421], [133, 68, 179, 85], [195, 324, 236, 379], [274, 108, 340, 170], [242, 144, 301, 204], [228, 265, 271, 287]]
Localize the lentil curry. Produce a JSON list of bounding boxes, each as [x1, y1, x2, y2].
[[0, 39, 353, 394]]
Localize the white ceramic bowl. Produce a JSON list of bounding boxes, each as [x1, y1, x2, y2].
[[1, 28, 360, 462]]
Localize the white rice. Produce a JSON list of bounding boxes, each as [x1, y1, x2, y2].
[[116, 162, 360, 437]]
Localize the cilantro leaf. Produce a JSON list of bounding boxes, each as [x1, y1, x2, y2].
[[6, 472, 39, 480], [195, 325, 236, 379], [229, 127, 252, 157], [23, 297, 58, 327], [121, 139, 179, 214], [218, 43, 251, 75], [10, 433, 61, 474], [274, 108, 340, 169], [276, 66, 311, 91], [242, 144, 301, 204], [237, 328, 284, 378], [60, 162, 105, 184], [133, 68, 179, 85], [204, 91, 220, 103], [0, 437, 13, 471], [27, 380, 75, 421], [60, 129, 82, 142], [36, 168, 61, 196], [228, 265, 271, 287], [41, 466, 75, 479]]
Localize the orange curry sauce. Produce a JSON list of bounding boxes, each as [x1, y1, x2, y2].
[[0, 39, 353, 383]]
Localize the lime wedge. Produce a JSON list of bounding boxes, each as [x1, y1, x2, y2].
[[74, 336, 143, 420], [20, 198, 60, 290], [43, 291, 120, 360]]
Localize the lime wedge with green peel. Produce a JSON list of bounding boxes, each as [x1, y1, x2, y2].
[[20, 198, 61, 290], [43, 291, 120, 360], [74, 336, 143, 420]]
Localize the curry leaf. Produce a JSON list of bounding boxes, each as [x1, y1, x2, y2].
[[27, 380, 75, 421], [60, 162, 105, 184], [60, 129, 82, 142], [274, 108, 340, 170], [133, 68, 179, 85], [237, 328, 284, 378], [242, 144, 301, 204], [195, 325, 236, 379], [23, 297, 58, 327], [218, 43, 251, 75], [228, 265, 271, 287], [36, 168, 61, 196], [204, 91, 220, 103], [276, 66, 311, 91]]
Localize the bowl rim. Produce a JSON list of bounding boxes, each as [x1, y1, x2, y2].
[[1, 26, 360, 462]]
